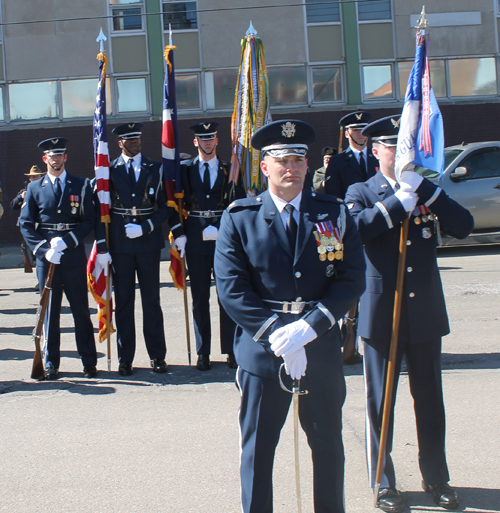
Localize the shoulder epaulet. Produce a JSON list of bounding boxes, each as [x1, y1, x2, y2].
[[227, 196, 262, 212], [311, 192, 343, 204]]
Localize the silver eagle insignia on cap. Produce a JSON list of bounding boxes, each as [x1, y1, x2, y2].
[[281, 122, 296, 138], [391, 118, 401, 128]]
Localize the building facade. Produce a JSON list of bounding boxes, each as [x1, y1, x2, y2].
[[1, 0, 499, 244]]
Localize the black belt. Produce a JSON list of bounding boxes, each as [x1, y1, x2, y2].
[[112, 207, 154, 216], [189, 210, 224, 219], [262, 299, 318, 315], [39, 223, 78, 231]]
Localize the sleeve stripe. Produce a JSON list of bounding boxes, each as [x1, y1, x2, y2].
[[70, 232, 78, 246], [33, 240, 46, 255], [170, 223, 181, 231], [317, 302, 336, 328], [147, 219, 154, 232], [375, 201, 394, 229], [253, 314, 279, 342], [425, 187, 442, 207]]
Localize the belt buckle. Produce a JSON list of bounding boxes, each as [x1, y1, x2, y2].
[[290, 301, 304, 314], [203, 211, 214, 219], [130, 207, 138, 216], [57, 223, 66, 231]]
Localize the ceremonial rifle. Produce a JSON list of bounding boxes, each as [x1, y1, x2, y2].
[[21, 243, 33, 273], [342, 303, 358, 364], [31, 263, 55, 380]]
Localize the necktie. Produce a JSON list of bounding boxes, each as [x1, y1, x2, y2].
[[203, 162, 211, 190], [359, 152, 367, 179], [284, 203, 298, 252], [128, 159, 136, 186], [54, 177, 62, 202]]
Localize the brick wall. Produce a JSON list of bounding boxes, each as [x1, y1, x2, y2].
[[1, 102, 499, 245]]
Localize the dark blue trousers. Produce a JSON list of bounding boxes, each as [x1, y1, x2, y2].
[[363, 338, 450, 488], [186, 251, 235, 355], [112, 250, 166, 363], [37, 260, 96, 369], [237, 362, 346, 513]]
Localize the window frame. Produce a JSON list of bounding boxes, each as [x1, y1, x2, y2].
[[162, 0, 199, 33]]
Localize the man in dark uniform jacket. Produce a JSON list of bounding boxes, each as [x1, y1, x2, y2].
[[214, 120, 366, 513], [181, 122, 245, 371], [345, 116, 474, 512], [95, 123, 185, 376], [20, 138, 97, 379], [325, 111, 378, 199]]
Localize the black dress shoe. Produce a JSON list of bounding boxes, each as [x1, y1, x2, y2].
[[151, 358, 168, 373], [377, 487, 405, 513], [423, 482, 459, 510], [227, 353, 237, 369], [44, 365, 59, 380], [118, 362, 133, 376], [83, 365, 97, 378], [196, 355, 211, 371]]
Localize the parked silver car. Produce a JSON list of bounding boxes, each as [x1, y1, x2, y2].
[[415, 141, 500, 246]]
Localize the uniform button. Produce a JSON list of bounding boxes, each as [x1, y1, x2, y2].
[[132, 193, 136, 197], [295, 272, 301, 278], [407, 267, 413, 272], [406, 240, 412, 246], [296, 297, 302, 301], [409, 292, 415, 298], [57, 210, 61, 213], [133, 218, 137, 222], [206, 194, 210, 199]]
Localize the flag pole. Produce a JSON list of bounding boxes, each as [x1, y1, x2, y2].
[[165, 25, 191, 365], [96, 28, 112, 374], [374, 8, 429, 505]]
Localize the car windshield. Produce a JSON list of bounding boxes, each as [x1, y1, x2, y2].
[[414, 149, 464, 179]]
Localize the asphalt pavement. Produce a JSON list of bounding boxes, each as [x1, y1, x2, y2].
[[0, 244, 499, 513]]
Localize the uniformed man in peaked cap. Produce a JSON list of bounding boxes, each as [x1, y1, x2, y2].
[[312, 146, 337, 194], [325, 111, 378, 199], [94, 122, 186, 376], [214, 119, 366, 512], [20, 138, 97, 379], [345, 116, 474, 512], [180, 121, 245, 371]]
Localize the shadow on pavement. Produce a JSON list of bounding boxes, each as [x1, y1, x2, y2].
[[0, 379, 117, 395]]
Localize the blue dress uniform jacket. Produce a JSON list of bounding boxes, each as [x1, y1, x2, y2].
[[181, 156, 245, 355], [325, 147, 378, 199], [95, 154, 181, 365], [215, 190, 366, 513], [20, 173, 97, 369], [345, 173, 474, 489]]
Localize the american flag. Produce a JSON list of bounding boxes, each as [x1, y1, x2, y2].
[[93, 55, 111, 223], [162, 45, 183, 210], [162, 45, 184, 290]]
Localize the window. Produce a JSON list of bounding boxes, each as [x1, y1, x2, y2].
[[312, 67, 342, 102], [111, 0, 143, 31], [449, 58, 497, 97], [175, 74, 200, 110], [358, 0, 391, 21], [460, 149, 500, 180], [62, 79, 112, 118], [212, 70, 238, 110], [398, 60, 446, 99], [362, 64, 393, 100], [116, 78, 148, 112], [163, 1, 198, 30], [9, 82, 58, 121], [305, 0, 340, 23], [268, 67, 307, 107]]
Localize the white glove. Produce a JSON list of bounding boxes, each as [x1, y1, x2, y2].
[[125, 223, 143, 239], [283, 346, 308, 380], [50, 237, 68, 253], [96, 252, 112, 276], [395, 189, 418, 213], [270, 319, 318, 359], [174, 235, 187, 258], [202, 225, 218, 241], [399, 170, 423, 192], [45, 248, 62, 264]]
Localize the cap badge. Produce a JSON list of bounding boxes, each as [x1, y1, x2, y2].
[[391, 118, 400, 128], [128, 123, 135, 128], [203, 123, 211, 130], [51, 139, 59, 144], [355, 113, 363, 120], [281, 122, 296, 138]]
